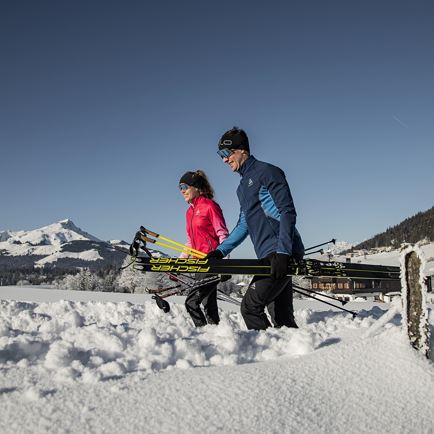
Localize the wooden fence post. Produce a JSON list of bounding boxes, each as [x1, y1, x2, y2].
[[401, 245, 430, 358]]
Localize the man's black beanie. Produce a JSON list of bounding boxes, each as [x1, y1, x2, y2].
[[218, 126, 250, 153]]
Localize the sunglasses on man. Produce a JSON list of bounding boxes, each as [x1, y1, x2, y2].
[[217, 147, 234, 159]]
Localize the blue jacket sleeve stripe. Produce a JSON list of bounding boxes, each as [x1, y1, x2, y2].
[[259, 186, 281, 220], [217, 210, 249, 256]]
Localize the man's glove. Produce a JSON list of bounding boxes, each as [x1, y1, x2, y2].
[[205, 249, 224, 260], [268, 253, 290, 280]]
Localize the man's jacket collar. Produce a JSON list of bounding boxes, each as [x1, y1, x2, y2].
[[238, 155, 256, 177]]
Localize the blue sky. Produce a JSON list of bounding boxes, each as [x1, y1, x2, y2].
[[1, 0, 433, 258]]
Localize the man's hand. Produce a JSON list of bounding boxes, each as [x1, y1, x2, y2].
[[268, 253, 290, 280], [205, 249, 224, 260]]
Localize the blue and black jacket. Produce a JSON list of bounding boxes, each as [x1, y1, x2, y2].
[[217, 156, 304, 259]]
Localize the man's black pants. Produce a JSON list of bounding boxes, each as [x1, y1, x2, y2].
[[241, 275, 297, 330]]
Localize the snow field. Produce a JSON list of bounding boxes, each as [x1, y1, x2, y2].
[[1, 295, 415, 385], [0, 298, 322, 383], [1, 288, 433, 433]]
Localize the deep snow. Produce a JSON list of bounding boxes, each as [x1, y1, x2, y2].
[[0, 286, 433, 434]]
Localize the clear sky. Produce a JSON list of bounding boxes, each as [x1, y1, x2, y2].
[[1, 0, 433, 258]]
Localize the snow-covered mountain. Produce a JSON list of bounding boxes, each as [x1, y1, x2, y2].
[[0, 219, 128, 269], [324, 240, 354, 255]]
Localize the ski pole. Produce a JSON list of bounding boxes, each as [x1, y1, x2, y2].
[[139, 227, 207, 258], [131, 229, 206, 259], [170, 274, 222, 289], [168, 274, 241, 307], [146, 283, 183, 294], [153, 287, 187, 299], [138, 233, 206, 258], [138, 234, 206, 258], [152, 282, 241, 308], [149, 272, 240, 306], [292, 287, 357, 318], [292, 283, 348, 305], [217, 291, 241, 306], [304, 249, 324, 256], [140, 227, 206, 257], [305, 238, 336, 252]]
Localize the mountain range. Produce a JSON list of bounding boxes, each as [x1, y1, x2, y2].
[[0, 219, 128, 270], [1, 206, 433, 272]]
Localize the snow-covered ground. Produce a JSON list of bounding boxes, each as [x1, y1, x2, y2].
[[1, 285, 433, 433], [328, 241, 434, 275]]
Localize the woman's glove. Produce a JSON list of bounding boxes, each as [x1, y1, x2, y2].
[[205, 249, 224, 260]]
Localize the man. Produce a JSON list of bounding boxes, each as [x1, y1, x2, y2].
[[207, 126, 304, 330]]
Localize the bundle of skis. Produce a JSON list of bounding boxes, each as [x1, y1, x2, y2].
[[128, 227, 400, 279], [116, 226, 401, 317]]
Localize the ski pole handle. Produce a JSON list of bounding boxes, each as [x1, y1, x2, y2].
[[140, 226, 159, 237]]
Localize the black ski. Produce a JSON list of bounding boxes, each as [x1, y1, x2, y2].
[[133, 256, 400, 280]]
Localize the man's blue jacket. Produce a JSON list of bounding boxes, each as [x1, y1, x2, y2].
[[217, 155, 304, 259]]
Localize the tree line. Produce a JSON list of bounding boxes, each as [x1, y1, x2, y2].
[[0, 265, 120, 287], [352, 205, 434, 250]]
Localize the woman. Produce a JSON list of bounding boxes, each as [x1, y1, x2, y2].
[[178, 170, 229, 327]]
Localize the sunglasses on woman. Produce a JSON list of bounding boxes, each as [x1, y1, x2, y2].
[[179, 183, 190, 191]]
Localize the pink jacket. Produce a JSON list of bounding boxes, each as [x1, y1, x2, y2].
[[181, 195, 229, 257]]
